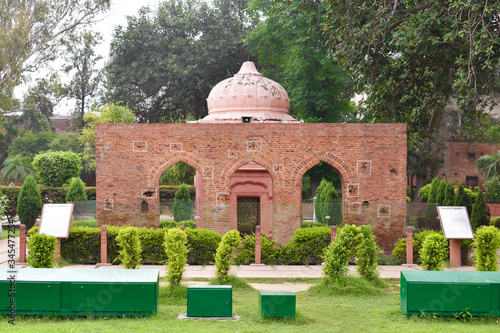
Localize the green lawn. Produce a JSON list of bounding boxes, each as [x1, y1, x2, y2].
[[1, 278, 498, 332]]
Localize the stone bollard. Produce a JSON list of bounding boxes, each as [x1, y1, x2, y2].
[[406, 226, 413, 265], [19, 224, 26, 263], [255, 225, 262, 264], [331, 225, 337, 243], [101, 225, 107, 264]]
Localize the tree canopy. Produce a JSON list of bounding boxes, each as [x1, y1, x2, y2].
[[292, 0, 500, 139], [106, 0, 256, 122], [0, 0, 110, 112], [248, 0, 354, 122]]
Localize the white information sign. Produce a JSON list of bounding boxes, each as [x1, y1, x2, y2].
[[436, 206, 474, 239], [38, 204, 73, 238]]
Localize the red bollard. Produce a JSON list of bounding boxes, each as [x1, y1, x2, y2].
[[101, 225, 107, 264], [406, 226, 413, 265], [255, 226, 261, 264], [331, 225, 337, 243], [19, 224, 26, 263]]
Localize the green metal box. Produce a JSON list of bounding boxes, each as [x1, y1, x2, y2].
[[187, 285, 232, 317], [0, 268, 159, 316], [401, 271, 500, 317], [259, 291, 296, 318]]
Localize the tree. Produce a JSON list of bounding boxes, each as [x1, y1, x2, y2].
[[248, 0, 354, 123], [62, 30, 104, 129], [484, 176, 500, 203], [0, 0, 111, 111], [293, 0, 500, 139], [79, 103, 136, 172], [106, 0, 255, 122], [0, 154, 34, 184], [172, 184, 193, 222], [0, 117, 18, 166], [471, 190, 490, 231], [66, 177, 87, 202], [427, 177, 441, 203], [17, 175, 42, 229], [8, 130, 81, 160], [454, 183, 473, 216], [435, 179, 447, 205], [314, 179, 341, 225], [160, 162, 196, 186], [32, 151, 82, 187], [477, 151, 500, 179], [407, 139, 444, 200], [443, 182, 455, 206]]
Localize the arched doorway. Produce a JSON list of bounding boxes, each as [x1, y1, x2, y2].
[[159, 161, 196, 221], [229, 162, 272, 235], [302, 162, 342, 225]]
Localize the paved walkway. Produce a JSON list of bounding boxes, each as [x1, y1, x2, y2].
[[0, 238, 477, 279]]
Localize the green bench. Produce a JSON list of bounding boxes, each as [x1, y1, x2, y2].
[[0, 268, 159, 316], [401, 271, 500, 317]]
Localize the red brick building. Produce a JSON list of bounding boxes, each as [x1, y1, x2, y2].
[[95, 63, 407, 247]]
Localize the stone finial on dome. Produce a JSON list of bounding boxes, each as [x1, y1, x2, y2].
[[201, 62, 297, 123], [235, 61, 264, 77]]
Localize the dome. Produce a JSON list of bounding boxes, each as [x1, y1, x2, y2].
[[201, 62, 297, 123]]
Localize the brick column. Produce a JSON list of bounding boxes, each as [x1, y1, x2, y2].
[[255, 225, 261, 264], [406, 227, 413, 265], [19, 224, 26, 263], [101, 225, 107, 264], [331, 225, 337, 243], [449, 239, 461, 267]]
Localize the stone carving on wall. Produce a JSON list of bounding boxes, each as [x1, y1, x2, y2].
[[357, 160, 372, 175], [133, 141, 147, 152], [378, 205, 391, 217], [347, 183, 359, 197], [170, 143, 183, 152], [349, 202, 361, 214], [104, 199, 114, 210], [202, 166, 214, 179]]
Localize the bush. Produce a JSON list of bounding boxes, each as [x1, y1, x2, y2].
[[443, 182, 455, 206], [471, 190, 490, 230], [32, 150, 82, 187], [164, 228, 188, 285], [66, 177, 88, 202], [484, 176, 500, 203], [420, 232, 448, 270], [160, 220, 197, 229], [418, 183, 431, 201], [355, 225, 381, 281], [302, 222, 328, 228], [17, 175, 43, 229], [315, 180, 341, 225], [185, 228, 221, 265], [392, 230, 446, 265], [234, 234, 278, 265], [282, 227, 331, 264], [435, 179, 447, 205], [71, 219, 97, 228], [474, 225, 500, 271], [454, 183, 473, 216], [61, 226, 100, 263], [428, 177, 441, 203], [491, 217, 500, 228], [215, 230, 241, 282], [116, 227, 142, 269], [322, 225, 361, 280], [172, 184, 193, 222], [27, 233, 58, 268]]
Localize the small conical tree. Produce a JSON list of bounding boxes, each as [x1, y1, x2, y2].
[[443, 182, 455, 206], [454, 183, 473, 216], [435, 179, 447, 205], [66, 177, 88, 202], [172, 183, 193, 222], [428, 177, 441, 203], [471, 190, 490, 230], [17, 175, 43, 229]]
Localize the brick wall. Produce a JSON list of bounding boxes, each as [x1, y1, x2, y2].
[[95, 123, 407, 248]]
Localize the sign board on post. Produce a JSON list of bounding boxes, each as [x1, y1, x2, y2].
[[39, 204, 73, 238], [436, 206, 474, 239]]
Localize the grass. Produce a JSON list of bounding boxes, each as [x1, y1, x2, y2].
[[1, 277, 499, 332], [0, 228, 19, 240]]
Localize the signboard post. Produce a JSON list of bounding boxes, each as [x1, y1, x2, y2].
[[38, 204, 74, 262], [436, 206, 474, 267]]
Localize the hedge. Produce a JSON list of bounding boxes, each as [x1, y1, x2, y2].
[[28, 224, 334, 266]]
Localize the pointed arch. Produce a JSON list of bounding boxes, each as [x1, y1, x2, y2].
[[292, 151, 354, 186], [146, 152, 204, 187], [220, 153, 283, 188]]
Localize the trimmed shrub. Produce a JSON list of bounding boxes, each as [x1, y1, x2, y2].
[[164, 228, 188, 285], [160, 220, 178, 229], [491, 217, 500, 228], [315, 180, 341, 225], [443, 182, 455, 206], [428, 177, 441, 203], [474, 225, 500, 271], [62, 226, 100, 263], [420, 232, 448, 270], [32, 150, 82, 187], [234, 234, 278, 265], [172, 184, 193, 222], [17, 175, 43, 229], [435, 179, 447, 205], [160, 220, 197, 229], [322, 225, 361, 280], [484, 176, 500, 203], [116, 227, 142, 269], [185, 228, 221, 265], [282, 227, 331, 264], [355, 225, 381, 281], [27, 233, 58, 268], [392, 230, 446, 265], [215, 230, 241, 282], [301, 222, 328, 228], [471, 190, 490, 230], [66, 177, 88, 202], [454, 183, 473, 216], [418, 183, 431, 201], [71, 219, 97, 228]]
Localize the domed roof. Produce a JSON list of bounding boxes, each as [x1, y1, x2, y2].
[[201, 62, 297, 123]]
